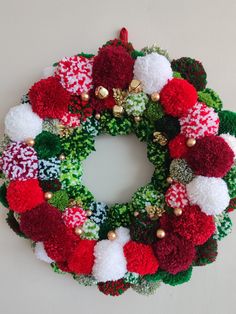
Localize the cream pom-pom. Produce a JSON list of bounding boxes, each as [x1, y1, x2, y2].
[[133, 52, 172, 94], [92, 240, 127, 282], [5, 103, 43, 142], [186, 176, 230, 215], [42, 66, 55, 78], [114, 227, 130, 246], [34, 242, 54, 264], [220, 133, 236, 159]]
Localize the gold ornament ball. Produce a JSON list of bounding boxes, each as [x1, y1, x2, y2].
[[166, 176, 173, 184], [151, 92, 160, 102], [134, 211, 139, 217], [174, 208, 183, 216], [186, 138, 196, 147], [128, 79, 142, 93], [25, 138, 35, 147], [156, 228, 166, 239], [95, 86, 109, 99], [59, 154, 66, 161], [134, 116, 141, 123], [113, 105, 124, 118], [81, 92, 90, 102], [44, 191, 53, 200], [107, 230, 117, 241], [86, 210, 92, 217], [75, 227, 83, 236], [95, 113, 101, 120]]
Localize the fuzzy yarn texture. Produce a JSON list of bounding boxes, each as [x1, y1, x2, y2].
[[160, 78, 198, 117], [162, 267, 192, 286], [55, 55, 93, 94], [168, 134, 189, 159], [186, 176, 230, 215], [98, 279, 130, 296], [194, 237, 218, 266], [172, 205, 215, 245], [218, 110, 236, 136], [1, 142, 38, 181], [89, 202, 108, 226], [34, 242, 54, 264], [7, 179, 44, 213], [169, 159, 194, 184], [198, 88, 222, 112], [155, 115, 180, 140], [130, 213, 159, 244], [34, 131, 62, 159], [133, 52, 172, 94], [124, 92, 149, 117], [29, 76, 70, 119], [80, 219, 100, 240], [62, 207, 87, 229], [47, 190, 69, 211], [38, 157, 60, 180], [185, 136, 234, 178], [153, 233, 195, 274], [132, 278, 161, 296], [213, 212, 232, 241], [123, 241, 159, 275], [220, 133, 236, 159], [4, 103, 42, 141], [180, 102, 219, 139], [92, 45, 134, 90], [224, 165, 236, 198], [165, 182, 189, 209]]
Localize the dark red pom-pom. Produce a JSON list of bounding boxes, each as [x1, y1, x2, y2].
[[185, 135, 234, 177], [172, 205, 215, 245], [168, 134, 189, 158], [98, 279, 130, 296], [160, 78, 197, 117], [29, 76, 70, 119], [153, 233, 195, 274], [20, 203, 65, 241], [68, 240, 96, 275], [93, 45, 134, 90], [7, 179, 44, 213], [123, 241, 159, 275], [90, 91, 116, 113]]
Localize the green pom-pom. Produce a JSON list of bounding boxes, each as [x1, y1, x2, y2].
[[108, 203, 132, 228], [198, 88, 223, 112], [124, 92, 149, 117], [194, 237, 218, 266], [144, 101, 164, 123], [145, 270, 164, 283], [133, 119, 155, 142], [123, 272, 141, 284], [98, 220, 114, 240], [162, 267, 193, 286], [218, 110, 236, 136], [48, 190, 69, 211], [169, 159, 194, 185], [173, 71, 182, 78], [224, 165, 236, 198], [81, 116, 100, 137], [132, 278, 161, 296], [151, 167, 169, 193], [80, 219, 100, 240], [66, 184, 95, 207], [147, 141, 170, 168], [213, 212, 232, 241], [60, 157, 83, 190], [141, 44, 170, 61], [34, 131, 62, 159], [98, 279, 130, 296], [51, 262, 65, 274], [6, 211, 26, 238], [0, 183, 9, 208], [131, 50, 145, 59], [42, 119, 60, 135], [77, 52, 95, 58], [100, 112, 133, 136], [73, 274, 97, 286]]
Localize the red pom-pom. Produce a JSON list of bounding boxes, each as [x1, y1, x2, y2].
[[90, 92, 116, 113], [92, 45, 134, 90], [185, 135, 234, 177], [68, 240, 96, 275], [168, 134, 189, 158], [153, 233, 195, 274], [29, 76, 70, 119], [98, 279, 130, 296], [7, 179, 44, 213], [123, 241, 159, 275], [172, 205, 215, 245], [20, 203, 65, 241], [165, 182, 189, 209], [160, 78, 197, 117]]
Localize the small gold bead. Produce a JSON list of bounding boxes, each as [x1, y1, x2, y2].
[[151, 92, 160, 102], [107, 230, 117, 241], [186, 138, 196, 147], [128, 79, 142, 93], [95, 86, 109, 99], [59, 154, 66, 161], [134, 211, 139, 217], [86, 210, 92, 217], [113, 105, 124, 118], [167, 176, 173, 184], [44, 192, 53, 200], [75, 227, 83, 236], [81, 92, 90, 102], [134, 116, 141, 123], [156, 228, 166, 239], [174, 208, 183, 216], [25, 138, 35, 147], [95, 113, 101, 120]]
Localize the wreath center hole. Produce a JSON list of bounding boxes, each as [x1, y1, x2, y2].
[[82, 134, 155, 205]]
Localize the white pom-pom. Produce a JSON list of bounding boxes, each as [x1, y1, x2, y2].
[[92, 240, 127, 282], [34, 242, 54, 264], [133, 52, 172, 94], [220, 133, 236, 159], [114, 227, 130, 246], [42, 66, 55, 78], [186, 176, 230, 215], [5, 103, 43, 142]]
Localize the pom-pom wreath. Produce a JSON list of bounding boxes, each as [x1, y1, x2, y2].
[[169, 159, 194, 184], [98, 279, 130, 296], [92, 45, 134, 90], [133, 52, 172, 94], [89, 202, 108, 226], [1, 142, 38, 181], [7, 179, 44, 213], [153, 233, 195, 274], [168, 134, 189, 159], [38, 158, 60, 180], [171, 57, 207, 91], [165, 182, 189, 209], [198, 88, 223, 112], [160, 78, 198, 117], [213, 212, 232, 241], [34, 242, 54, 264], [20, 203, 65, 241], [124, 92, 149, 117], [68, 240, 96, 275], [185, 136, 234, 178], [180, 102, 219, 139], [218, 110, 236, 136], [123, 241, 159, 275], [34, 131, 62, 159], [62, 207, 87, 229], [55, 55, 93, 94], [155, 115, 180, 140], [186, 176, 230, 215], [172, 205, 215, 245], [28, 76, 70, 119], [4, 103, 42, 141], [220, 133, 236, 159], [194, 237, 218, 266]]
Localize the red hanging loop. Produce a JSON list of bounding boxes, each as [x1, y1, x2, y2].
[[119, 27, 128, 43]]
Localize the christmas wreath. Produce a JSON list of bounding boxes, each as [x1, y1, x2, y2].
[[1, 28, 236, 296]]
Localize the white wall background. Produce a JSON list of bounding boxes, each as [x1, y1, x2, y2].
[[0, 0, 236, 313]]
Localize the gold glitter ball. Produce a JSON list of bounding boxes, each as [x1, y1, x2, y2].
[[151, 92, 160, 102], [44, 191, 53, 200], [25, 138, 35, 147], [107, 230, 117, 241], [156, 228, 166, 239], [81, 92, 90, 102], [186, 138, 196, 147]]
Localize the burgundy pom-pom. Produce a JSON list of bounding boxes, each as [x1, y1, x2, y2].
[[98, 279, 130, 296], [168, 134, 189, 159], [185, 135, 234, 177], [160, 78, 198, 117]]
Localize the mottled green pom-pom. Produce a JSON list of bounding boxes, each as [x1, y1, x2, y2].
[[107, 203, 132, 228], [123, 272, 141, 284], [151, 167, 169, 193], [218, 111, 236, 136], [80, 219, 100, 240], [42, 119, 60, 135], [48, 190, 69, 211], [147, 141, 170, 168], [141, 44, 170, 61], [133, 119, 155, 142], [173, 71, 182, 78], [144, 101, 164, 123], [131, 50, 145, 59], [0, 183, 8, 208], [194, 237, 218, 266], [66, 184, 94, 207], [198, 88, 223, 112], [34, 131, 62, 159], [81, 116, 100, 137], [162, 267, 193, 286], [60, 157, 83, 190], [132, 278, 161, 296], [73, 274, 97, 286], [224, 165, 236, 198], [99, 112, 133, 136], [213, 212, 232, 241], [169, 159, 194, 184], [124, 92, 149, 117]]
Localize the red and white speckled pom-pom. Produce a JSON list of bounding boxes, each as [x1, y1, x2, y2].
[[62, 207, 88, 229], [165, 182, 189, 209], [55, 55, 93, 95], [1, 142, 38, 180], [179, 102, 219, 139], [60, 112, 81, 128]]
